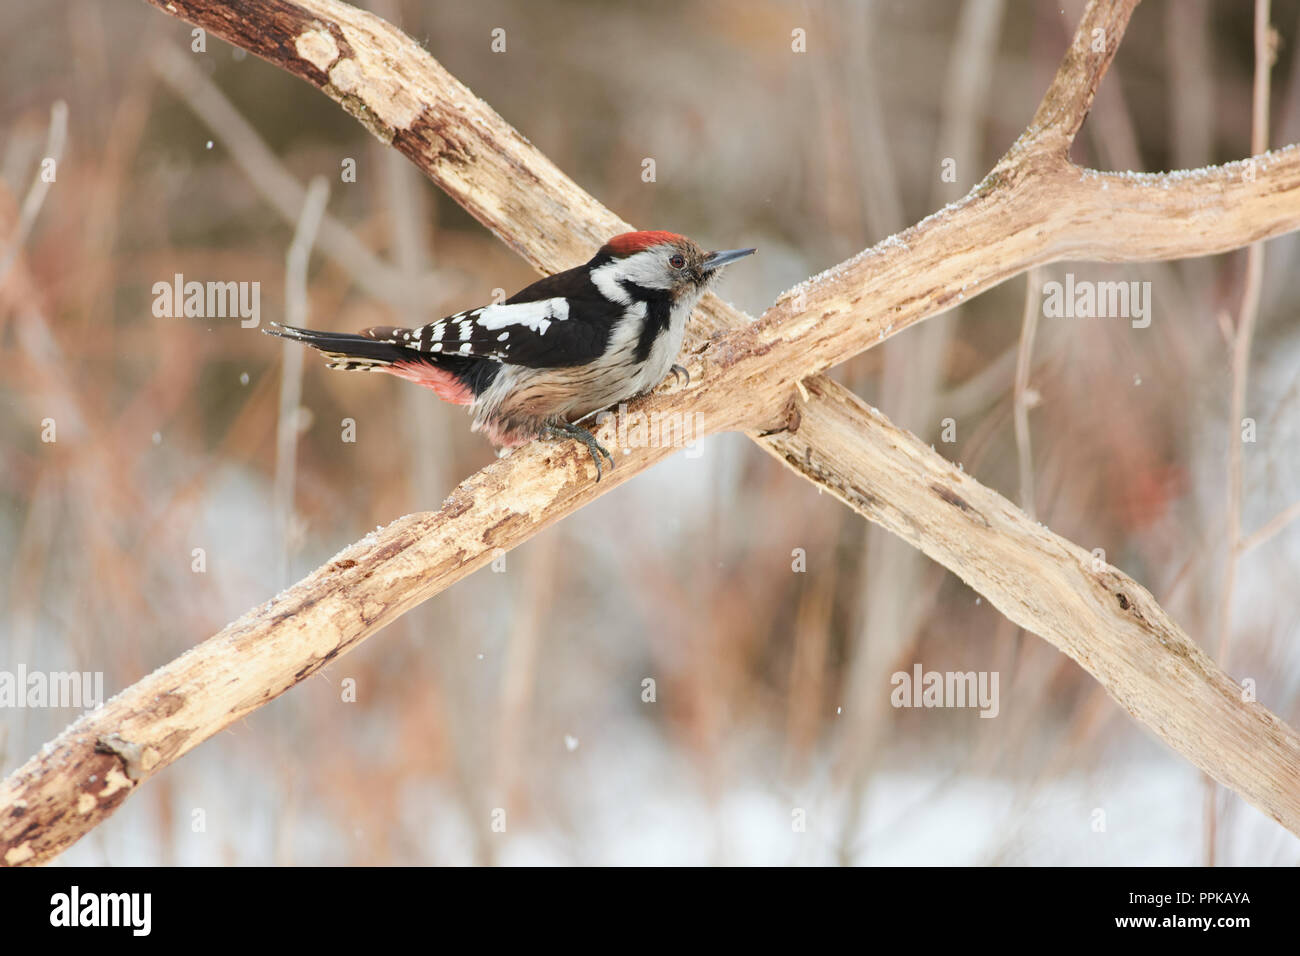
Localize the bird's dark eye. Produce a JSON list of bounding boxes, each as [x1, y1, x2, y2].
[[669, 254, 686, 269]]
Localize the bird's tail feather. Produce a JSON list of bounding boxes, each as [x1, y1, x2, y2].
[[263, 322, 407, 371], [264, 322, 479, 407]]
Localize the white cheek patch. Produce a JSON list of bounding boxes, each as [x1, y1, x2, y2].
[[593, 249, 678, 298], [620, 249, 676, 290]]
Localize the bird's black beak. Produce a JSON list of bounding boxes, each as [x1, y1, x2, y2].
[[701, 247, 756, 272]]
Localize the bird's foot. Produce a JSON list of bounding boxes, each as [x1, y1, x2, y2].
[[543, 421, 616, 481], [669, 363, 691, 387]]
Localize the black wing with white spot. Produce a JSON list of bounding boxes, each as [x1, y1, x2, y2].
[[379, 297, 617, 369]]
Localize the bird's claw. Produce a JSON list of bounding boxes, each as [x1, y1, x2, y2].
[[543, 422, 616, 481], [669, 363, 691, 388]]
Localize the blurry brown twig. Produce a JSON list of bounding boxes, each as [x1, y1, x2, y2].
[[1205, 0, 1275, 867], [5, 0, 1300, 865], [149, 44, 466, 312], [1013, 268, 1043, 518], [274, 175, 329, 587], [1239, 499, 1300, 555], [0, 101, 67, 284], [836, 0, 1007, 860]]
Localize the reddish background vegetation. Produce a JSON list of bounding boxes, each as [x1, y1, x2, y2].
[[1, 0, 1298, 863]]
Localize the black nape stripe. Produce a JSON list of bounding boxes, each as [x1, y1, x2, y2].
[[621, 281, 673, 363]]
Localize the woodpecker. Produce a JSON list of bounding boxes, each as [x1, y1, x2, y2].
[[265, 231, 755, 478]]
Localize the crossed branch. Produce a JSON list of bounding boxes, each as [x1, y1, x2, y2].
[[3, 0, 1299, 865]]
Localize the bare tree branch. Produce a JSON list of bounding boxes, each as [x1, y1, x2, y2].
[[753, 379, 1300, 840], [1026, 0, 1137, 149], [3, 0, 1299, 864]]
